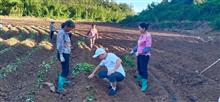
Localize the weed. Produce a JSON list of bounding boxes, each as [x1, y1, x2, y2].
[[72, 63, 95, 77], [121, 54, 136, 68]]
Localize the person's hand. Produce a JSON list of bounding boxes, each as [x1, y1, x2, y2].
[[96, 36, 100, 39], [88, 73, 95, 79], [130, 50, 134, 55], [135, 52, 139, 56], [108, 70, 115, 76], [60, 54, 65, 62]]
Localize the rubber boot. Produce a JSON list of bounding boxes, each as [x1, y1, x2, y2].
[[141, 78, 148, 92], [58, 73, 70, 85], [57, 75, 65, 93]]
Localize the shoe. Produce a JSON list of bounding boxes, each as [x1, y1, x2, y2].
[[108, 88, 117, 96], [108, 85, 112, 89]]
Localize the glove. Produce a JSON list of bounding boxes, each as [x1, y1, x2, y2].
[[130, 50, 134, 55], [135, 52, 138, 56], [60, 54, 65, 62]]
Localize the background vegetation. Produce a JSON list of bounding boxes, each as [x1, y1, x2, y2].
[[0, 0, 134, 22], [122, 0, 220, 29]]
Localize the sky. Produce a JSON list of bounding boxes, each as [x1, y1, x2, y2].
[[115, 0, 162, 13]]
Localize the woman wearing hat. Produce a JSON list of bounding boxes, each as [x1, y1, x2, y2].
[[88, 48, 126, 96]]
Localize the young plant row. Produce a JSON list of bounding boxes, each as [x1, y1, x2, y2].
[[25, 56, 56, 102], [0, 41, 53, 79], [0, 46, 42, 79]]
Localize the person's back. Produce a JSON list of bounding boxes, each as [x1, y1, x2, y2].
[[56, 28, 71, 54], [100, 52, 125, 77], [88, 48, 126, 96]]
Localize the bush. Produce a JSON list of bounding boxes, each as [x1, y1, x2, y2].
[[121, 0, 220, 30], [0, 0, 134, 22], [121, 54, 135, 68], [72, 63, 95, 76]]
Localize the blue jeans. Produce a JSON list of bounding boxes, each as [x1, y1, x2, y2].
[[50, 31, 54, 39], [57, 52, 70, 78], [98, 70, 125, 82], [137, 55, 149, 79]]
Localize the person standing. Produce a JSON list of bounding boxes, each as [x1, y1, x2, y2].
[[130, 22, 152, 92], [56, 20, 75, 93], [86, 24, 99, 49], [50, 19, 56, 40]]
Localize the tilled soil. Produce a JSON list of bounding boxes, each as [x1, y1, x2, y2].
[[0, 17, 219, 102]]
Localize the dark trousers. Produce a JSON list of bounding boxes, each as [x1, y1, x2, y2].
[[98, 70, 125, 82], [50, 31, 54, 39], [57, 52, 70, 78], [137, 55, 150, 79]]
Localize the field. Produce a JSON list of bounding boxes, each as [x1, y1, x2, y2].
[[0, 17, 220, 102]]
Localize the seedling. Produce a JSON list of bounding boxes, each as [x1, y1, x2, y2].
[[84, 85, 96, 102], [0, 47, 41, 79], [121, 54, 135, 68], [25, 56, 56, 102], [72, 63, 95, 77]]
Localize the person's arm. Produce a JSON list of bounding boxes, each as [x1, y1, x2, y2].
[[57, 32, 65, 62], [142, 34, 152, 54], [108, 58, 122, 75], [57, 34, 63, 54], [133, 45, 138, 52], [142, 47, 151, 54], [88, 65, 101, 79]]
